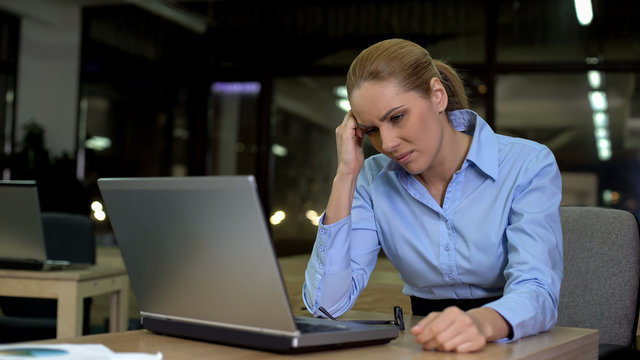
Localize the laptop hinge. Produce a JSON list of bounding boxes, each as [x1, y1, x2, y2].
[[141, 311, 301, 338]]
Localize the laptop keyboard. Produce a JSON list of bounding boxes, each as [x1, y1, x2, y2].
[[0, 258, 44, 270]]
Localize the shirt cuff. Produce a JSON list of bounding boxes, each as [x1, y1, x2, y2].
[[316, 213, 352, 272]]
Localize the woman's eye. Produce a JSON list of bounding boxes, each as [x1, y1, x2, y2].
[[364, 127, 378, 135], [390, 114, 403, 123]]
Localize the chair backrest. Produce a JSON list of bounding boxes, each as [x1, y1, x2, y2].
[[557, 206, 640, 346], [42, 212, 96, 265]]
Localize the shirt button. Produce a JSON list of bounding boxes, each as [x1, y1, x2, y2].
[[319, 228, 327, 236], [447, 274, 455, 280], [319, 245, 325, 252], [319, 263, 325, 270], [444, 244, 450, 251]]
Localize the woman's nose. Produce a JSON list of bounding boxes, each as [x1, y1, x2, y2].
[[380, 128, 400, 153]]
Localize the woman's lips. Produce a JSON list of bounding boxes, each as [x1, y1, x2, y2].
[[396, 151, 412, 164]]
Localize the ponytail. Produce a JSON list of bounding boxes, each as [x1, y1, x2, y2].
[[434, 60, 468, 111]]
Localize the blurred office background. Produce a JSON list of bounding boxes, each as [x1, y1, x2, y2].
[[0, 0, 639, 255]]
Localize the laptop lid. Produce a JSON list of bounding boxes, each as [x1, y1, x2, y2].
[[98, 176, 398, 352], [98, 176, 297, 332], [0, 180, 77, 270], [0, 181, 49, 267]]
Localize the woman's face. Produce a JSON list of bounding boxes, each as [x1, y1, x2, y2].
[[349, 79, 448, 175]]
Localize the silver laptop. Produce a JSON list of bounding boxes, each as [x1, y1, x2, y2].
[[97, 176, 399, 353], [0, 180, 75, 270]]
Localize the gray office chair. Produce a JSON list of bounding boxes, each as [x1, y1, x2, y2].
[[0, 212, 96, 342], [557, 206, 640, 359]]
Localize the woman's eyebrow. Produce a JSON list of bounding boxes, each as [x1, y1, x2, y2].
[[355, 105, 405, 129], [380, 105, 404, 121]]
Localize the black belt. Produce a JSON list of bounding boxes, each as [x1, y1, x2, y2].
[[410, 295, 502, 316]]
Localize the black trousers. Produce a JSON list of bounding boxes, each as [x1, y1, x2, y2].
[[410, 296, 502, 316]]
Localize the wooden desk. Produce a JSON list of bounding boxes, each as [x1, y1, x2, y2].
[[0, 264, 129, 339], [38, 314, 598, 359]]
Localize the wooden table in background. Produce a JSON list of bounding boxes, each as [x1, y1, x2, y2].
[[0, 264, 129, 339]]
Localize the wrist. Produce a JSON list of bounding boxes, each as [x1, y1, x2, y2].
[[466, 307, 511, 342], [333, 170, 359, 184], [323, 171, 359, 225]]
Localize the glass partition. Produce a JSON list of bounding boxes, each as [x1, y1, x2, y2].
[[496, 71, 640, 217], [497, 0, 640, 63]]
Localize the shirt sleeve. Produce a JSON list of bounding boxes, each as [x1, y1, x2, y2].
[[302, 173, 382, 317], [484, 146, 563, 341]]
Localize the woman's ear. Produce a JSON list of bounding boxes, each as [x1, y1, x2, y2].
[[429, 77, 448, 113]]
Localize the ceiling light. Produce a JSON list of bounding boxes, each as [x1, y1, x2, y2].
[[91, 201, 103, 212], [93, 210, 107, 222], [594, 127, 609, 140], [271, 144, 288, 157], [85, 136, 112, 151], [336, 99, 351, 112], [592, 112, 608, 127], [597, 138, 611, 150], [598, 147, 612, 161], [585, 57, 599, 65], [91, 201, 106, 221], [211, 82, 261, 95], [588, 91, 607, 112], [574, 0, 593, 26], [305, 210, 321, 226], [592, 109, 611, 161], [587, 70, 602, 89], [333, 85, 348, 98], [270, 210, 286, 225]]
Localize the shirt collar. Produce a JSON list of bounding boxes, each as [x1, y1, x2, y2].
[[382, 109, 498, 181], [449, 109, 499, 181]]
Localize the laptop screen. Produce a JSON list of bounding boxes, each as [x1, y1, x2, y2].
[[98, 176, 298, 333], [0, 180, 48, 263]]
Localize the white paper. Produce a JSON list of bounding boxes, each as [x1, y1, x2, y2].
[[0, 344, 162, 360]]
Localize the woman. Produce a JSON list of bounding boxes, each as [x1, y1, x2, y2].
[[302, 38, 563, 353]]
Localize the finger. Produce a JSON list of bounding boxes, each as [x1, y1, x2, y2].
[[432, 316, 481, 352], [410, 311, 440, 335], [454, 336, 486, 353], [337, 113, 364, 153], [424, 309, 486, 353], [337, 112, 357, 138], [426, 332, 475, 353], [412, 307, 465, 347], [354, 126, 363, 146], [412, 311, 457, 345], [342, 110, 355, 125], [420, 318, 466, 351], [435, 309, 477, 346]]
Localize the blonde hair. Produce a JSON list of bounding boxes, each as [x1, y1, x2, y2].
[[346, 38, 468, 112]]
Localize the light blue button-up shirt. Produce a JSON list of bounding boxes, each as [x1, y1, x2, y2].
[[303, 109, 563, 341]]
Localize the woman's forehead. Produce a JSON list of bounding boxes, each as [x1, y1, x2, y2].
[[350, 82, 422, 120]]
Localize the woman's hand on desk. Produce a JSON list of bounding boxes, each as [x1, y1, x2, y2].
[[410, 306, 511, 353]]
